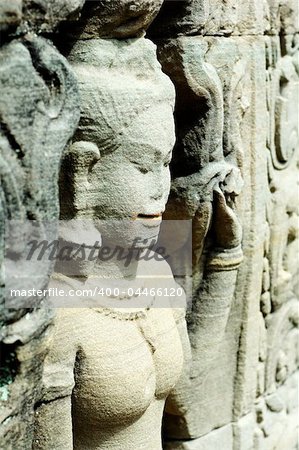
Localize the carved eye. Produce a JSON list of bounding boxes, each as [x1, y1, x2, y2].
[[139, 167, 149, 174], [131, 161, 149, 174], [164, 161, 170, 168]]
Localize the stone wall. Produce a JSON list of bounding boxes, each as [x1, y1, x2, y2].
[[149, 2, 299, 449], [0, 1, 298, 449]]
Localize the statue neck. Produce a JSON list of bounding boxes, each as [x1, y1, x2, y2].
[[54, 239, 140, 281]]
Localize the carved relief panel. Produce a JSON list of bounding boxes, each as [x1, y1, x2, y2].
[[253, 35, 299, 450]]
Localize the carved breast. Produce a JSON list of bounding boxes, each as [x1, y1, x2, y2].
[[69, 308, 183, 427]]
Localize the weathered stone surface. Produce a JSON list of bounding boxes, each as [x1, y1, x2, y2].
[[20, 0, 85, 33], [254, 372, 299, 449], [148, 0, 298, 37], [149, 0, 265, 37], [157, 35, 264, 440], [0, 0, 298, 448], [233, 413, 255, 450], [0, 0, 22, 34], [233, 30, 298, 450], [0, 35, 79, 449], [0, 0, 167, 37], [267, 0, 299, 35], [243, 33, 299, 450], [0, 0, 85, 36], [164, 423, 233, 449], [62, 0, 164, 38], [0, 35, 80, 319]]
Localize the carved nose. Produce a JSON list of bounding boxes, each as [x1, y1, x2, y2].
[[151, 190, 163, 201], [150, 173, 165, 201]]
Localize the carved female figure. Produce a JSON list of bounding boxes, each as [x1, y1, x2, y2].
[[33, 38, 188, 450]]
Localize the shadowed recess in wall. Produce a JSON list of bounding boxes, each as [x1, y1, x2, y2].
[[0, 342, 19, 401]]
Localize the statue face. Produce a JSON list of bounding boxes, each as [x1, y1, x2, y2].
[[64, 38, 176, 248], [83, 108, 175, 247], [68, 105, 175, 247]]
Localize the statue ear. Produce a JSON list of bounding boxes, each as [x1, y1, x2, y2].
[[59, 141, 101, 218], [67, 141, 101, 177]]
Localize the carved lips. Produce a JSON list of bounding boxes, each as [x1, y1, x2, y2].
[[136, 213, 163, 227]]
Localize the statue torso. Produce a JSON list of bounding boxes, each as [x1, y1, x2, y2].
[[43, 296, 184, 449]]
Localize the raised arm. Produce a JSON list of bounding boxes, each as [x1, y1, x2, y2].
[[164, 182, 243, 439]]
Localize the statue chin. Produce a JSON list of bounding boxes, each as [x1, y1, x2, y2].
[[97, 219, 162, 250], [59, 218, 161, 250]]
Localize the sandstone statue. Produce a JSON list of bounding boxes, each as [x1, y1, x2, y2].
[[33, 37, 189, 450], [1, 0, 297, 449]]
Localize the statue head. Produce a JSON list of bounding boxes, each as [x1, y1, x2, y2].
[[59, 38, 176, 248]]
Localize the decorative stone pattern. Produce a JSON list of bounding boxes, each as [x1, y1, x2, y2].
[[148, 1, 298, 448], [155, 35, 244, 439], [0, 0, 298, 449], [251, 34, 299, 450], [0, 27, 80, 450]]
